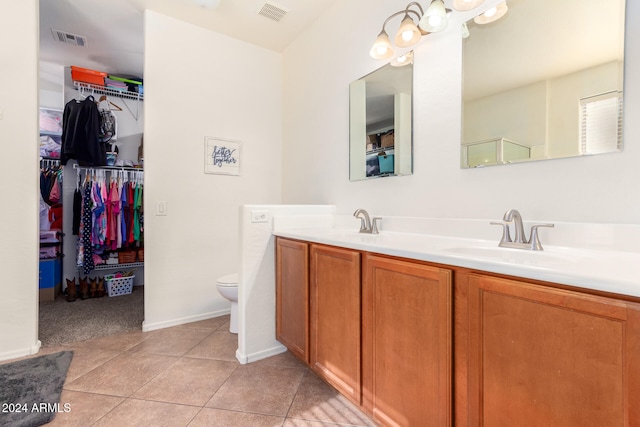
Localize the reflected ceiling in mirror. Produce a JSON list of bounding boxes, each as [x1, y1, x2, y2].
[[461, 0, 625, 168], [350, 57, 413, 180]]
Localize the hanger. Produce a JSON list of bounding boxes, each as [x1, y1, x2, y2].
[[98, 95, 122, 111]]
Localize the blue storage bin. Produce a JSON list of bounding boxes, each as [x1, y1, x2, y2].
[[378, 154, 394, 174], [39, 258, 61, 289]]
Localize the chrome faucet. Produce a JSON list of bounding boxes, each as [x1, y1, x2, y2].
[[491, 209, 554, 250], [353, 209, 381, 234], [503, 209, 526, 243]]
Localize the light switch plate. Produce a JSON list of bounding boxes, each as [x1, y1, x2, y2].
[[156, 201, 167, 216], [251, 210, 268, 223]]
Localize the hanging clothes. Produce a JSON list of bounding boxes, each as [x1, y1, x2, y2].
[[80, 180, 95, 274], [76, 167, 144, 271], [61, 96, 105, 166]]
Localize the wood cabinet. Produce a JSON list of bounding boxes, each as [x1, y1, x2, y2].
[[362, 254, 453, 427], [275, 237, 309, 363], [309, 244, 362, 404], [464, 273, 640, 427], [275, 237, 640, 427]]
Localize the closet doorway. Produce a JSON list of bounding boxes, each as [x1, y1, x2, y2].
[[38, 0, 145, 347]]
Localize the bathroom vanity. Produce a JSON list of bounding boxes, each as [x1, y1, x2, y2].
[[274, 230, 640, 427]]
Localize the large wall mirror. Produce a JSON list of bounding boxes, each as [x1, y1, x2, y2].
[[350, 57, 413, 180], [461, 0, 625, 168]]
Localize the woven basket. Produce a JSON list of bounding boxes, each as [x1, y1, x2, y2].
[[118, 251, 137, 264], [137, 248, 144, 262]]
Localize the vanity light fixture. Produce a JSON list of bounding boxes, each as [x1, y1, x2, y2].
[[474, 1, 508, 24], [461, 22, 470, 39], [420, 0, 449, 33], [452, 0, 485, 11], [370, 0, 485, 60], [391, 50, 414, 67]]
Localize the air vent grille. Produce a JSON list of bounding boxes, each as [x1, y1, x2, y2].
[[257, 2, 288, 22], [51, 29, 87, 47]]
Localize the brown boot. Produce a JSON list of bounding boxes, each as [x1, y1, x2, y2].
[[96, 277, 106, 297], [79, 276, 89, 300], [65, 278, 77, 302], [89, 278, 97, 298]]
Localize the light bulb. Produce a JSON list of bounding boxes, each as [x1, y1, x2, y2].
[[429, 15, 443, 28], [474, 2, 508, 25], [402, 30, 414, 41], [419, 0, 448, 33], [484, 7, 497, 18]]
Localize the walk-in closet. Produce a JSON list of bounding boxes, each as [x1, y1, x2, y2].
[[38, 0, 145, 345]]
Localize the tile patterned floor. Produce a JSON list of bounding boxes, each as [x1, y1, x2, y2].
[[14, 316, 379, 426]]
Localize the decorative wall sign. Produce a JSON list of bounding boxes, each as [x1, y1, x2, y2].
[[204, 137, 241, 175]]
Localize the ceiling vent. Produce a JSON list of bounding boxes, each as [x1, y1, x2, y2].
[[257, 2, 289, 22], [51, 29, 87, 47]]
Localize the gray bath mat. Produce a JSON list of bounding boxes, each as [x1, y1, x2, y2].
[[0, 350, 73, 427]]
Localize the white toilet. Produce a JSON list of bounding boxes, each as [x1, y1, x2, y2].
[[216, 273, 238, 334]]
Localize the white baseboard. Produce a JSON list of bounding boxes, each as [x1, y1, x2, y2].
[[0, 340, 42, 362], [235, 343, 287, 365], [142, 308, 231, 332]]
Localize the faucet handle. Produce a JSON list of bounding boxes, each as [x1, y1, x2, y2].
[[490, 221, 512, 244], [528, 223, 554, 250], [371, 217, 382, 234]]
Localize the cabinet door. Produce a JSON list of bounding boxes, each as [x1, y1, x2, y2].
[[467, 274, 640, 427], [310, 244, 361, 404], [362, 254, 453, 427], [275, 237, 309, 363]]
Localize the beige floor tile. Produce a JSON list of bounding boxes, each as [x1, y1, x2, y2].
[[71, 329, 157, 352], [184, 330, 238, 362], [188, 407, 284, 427], [63, 346, 120, 383], [65, 352, 178, 397], [133, 357, 238, 406], [252, 350, 308, 369], [92, 398, 200, 427], [127, 327, 212, 357], [175, 315, 229, 332], [283, 420, 367, 427], [46, 390, 124, 427], [206, 364, 306, 417], [287, 372, 377, 427]]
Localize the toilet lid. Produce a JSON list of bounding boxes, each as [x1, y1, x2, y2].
[[217, 273, 238, 286]]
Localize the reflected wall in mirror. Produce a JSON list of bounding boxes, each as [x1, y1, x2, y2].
[[350, 57, 413, 180], [461, 0, 625, 168]]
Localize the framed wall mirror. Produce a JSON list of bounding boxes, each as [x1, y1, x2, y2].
[[350, 56, 413, 180], [461, 0, 625, 168]]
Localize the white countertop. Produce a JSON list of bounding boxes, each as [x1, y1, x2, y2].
[[273, 228, 640, 299]]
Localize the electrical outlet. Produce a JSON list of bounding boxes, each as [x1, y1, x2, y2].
[[251, 210, 268, 223]]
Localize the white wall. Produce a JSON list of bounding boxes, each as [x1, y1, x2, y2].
[[237, 204, 336, 363], [142, 11, 283, 330], [0, 0, 40, 359], [282, 0, 640, 224]]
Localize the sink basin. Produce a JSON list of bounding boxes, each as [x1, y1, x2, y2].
[[443, 244, 577, 268]]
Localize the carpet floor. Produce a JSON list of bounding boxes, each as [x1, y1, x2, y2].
[[38, 286, 144, 347]]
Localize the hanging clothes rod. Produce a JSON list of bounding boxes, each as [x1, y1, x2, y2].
[[72, 164, 143, 172], [40, 157, 61, 169]]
